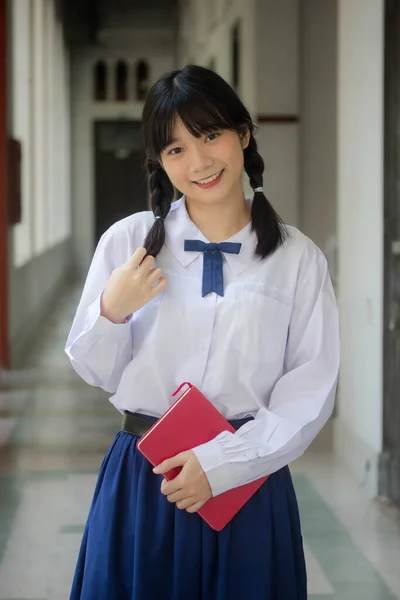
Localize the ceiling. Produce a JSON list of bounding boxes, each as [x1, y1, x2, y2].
[[59, 0, 179, 46]]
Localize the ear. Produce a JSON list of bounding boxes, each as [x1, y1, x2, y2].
[[241, 129, 251, 150]]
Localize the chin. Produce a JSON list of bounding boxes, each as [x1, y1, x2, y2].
[[191, 192, 228, 206], [189, 183, 233, 204]]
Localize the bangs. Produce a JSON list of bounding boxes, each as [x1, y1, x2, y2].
[[146, 85, 245, 159]]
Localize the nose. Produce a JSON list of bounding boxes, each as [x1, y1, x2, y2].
[[189, 144, 214, 176]]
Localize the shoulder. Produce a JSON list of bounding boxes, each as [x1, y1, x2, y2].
[[280, 225, 327, 270], [101, 199, 181, 246], [263, 225, 328, 297], [94, 208, 154, 267], [101, 209, 154, 245], [277, 226, 330, 300], [94, 201, 181, 266]]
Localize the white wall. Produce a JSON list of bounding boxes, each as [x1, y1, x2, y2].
[[256, 0, 298, 116], [9, 0, 73, 365], [256, 124, 299, 227], [255, 0, 299, 227], [178, 0, 257, 123], [10, 0, 32, 266], [72, 38, 175, 274], [11, 0, 71, 266], [336, 0, 384, 496], [300, 0, 338, 286]]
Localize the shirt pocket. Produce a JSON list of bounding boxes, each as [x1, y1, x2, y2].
[[231, 290, 292, 364]]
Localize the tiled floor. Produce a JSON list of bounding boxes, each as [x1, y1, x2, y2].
[[0, 287, 400, 599]]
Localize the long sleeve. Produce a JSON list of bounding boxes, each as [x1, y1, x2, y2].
[[65, 224, 133, 393], [192, 242, 340, 497]]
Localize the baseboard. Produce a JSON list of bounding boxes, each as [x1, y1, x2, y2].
[[333, 416, 379, 499]]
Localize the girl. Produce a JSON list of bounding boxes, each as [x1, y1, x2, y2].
[[66, 64, 340, 600]]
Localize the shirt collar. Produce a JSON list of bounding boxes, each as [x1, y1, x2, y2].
[[164, 196, 257, 276]]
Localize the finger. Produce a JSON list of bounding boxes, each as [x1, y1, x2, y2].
[[165, 489, 186, 503], [160, 476, 182, 496], [149, 277, 167, 298], [126, 247, 147, 269], [176, 497, 196, 510], [138, 254, 156, 273], [153, 452, 189, 475], [186, 500, 207, 514], [147, 267, 164, 286]]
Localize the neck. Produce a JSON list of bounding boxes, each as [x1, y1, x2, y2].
[[185, 190, 251, 243]]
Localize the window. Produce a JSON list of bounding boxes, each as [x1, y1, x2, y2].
[[30, 0, 71, 256], [136, 60, 150, 101], [94, 60, 107, 101], [115, 60, 128, 101]]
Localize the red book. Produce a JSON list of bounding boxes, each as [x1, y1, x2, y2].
[[137, 382, 269, 531]]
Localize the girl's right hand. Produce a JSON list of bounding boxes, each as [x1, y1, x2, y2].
[[100, 247, 166, 324]]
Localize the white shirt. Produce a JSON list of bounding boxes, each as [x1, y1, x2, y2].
[[65, 197, 340, 497]]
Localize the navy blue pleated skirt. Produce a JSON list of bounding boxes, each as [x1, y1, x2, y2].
[[70, 430, 307, 600]]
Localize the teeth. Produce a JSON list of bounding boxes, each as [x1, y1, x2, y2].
[[196, 170, 222, 185]]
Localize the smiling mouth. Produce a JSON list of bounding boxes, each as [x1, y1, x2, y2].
[[194, 170, 224, 185]]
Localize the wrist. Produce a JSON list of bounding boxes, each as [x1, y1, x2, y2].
[[100, 294, 126, 324]]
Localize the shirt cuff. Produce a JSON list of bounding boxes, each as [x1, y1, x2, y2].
[[192, 437, 233, 497], [85, 292, 132, 338]]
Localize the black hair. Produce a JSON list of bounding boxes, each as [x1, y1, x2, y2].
[[141, 64, 287, 259]]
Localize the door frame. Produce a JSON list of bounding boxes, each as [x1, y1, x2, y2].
[[381, 0, 400, 506]]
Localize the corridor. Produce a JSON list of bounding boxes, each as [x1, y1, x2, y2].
[[0, 0, 399, 598], [0, 286, 399, 599]]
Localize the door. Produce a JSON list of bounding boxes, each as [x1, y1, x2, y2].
[[94, 120, 149, 245], [381, 0, 400, 507]]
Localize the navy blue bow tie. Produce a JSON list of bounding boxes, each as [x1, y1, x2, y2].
[[184, 239, 242, 297]]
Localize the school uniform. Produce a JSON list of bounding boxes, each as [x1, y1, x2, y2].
[[65, 196, 340, 600]]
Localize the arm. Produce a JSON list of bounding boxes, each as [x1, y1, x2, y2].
[[192, 242, 340, 497], [65, 226, 133, 393]]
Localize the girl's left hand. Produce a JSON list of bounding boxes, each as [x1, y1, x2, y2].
[[153, 450, 212, 513]]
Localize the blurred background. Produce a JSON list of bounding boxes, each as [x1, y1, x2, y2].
[[0, 0, 399, 598]]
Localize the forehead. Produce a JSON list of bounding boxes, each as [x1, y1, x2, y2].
[[167, 118, 199, 143]]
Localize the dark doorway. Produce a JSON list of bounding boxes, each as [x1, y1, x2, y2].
[[381, 0, 400, 507], [94, 120, 148, 245]]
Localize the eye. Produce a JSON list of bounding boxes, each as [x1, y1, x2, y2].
[[205, 132, 220, 142], [168, 147, 183, 156]]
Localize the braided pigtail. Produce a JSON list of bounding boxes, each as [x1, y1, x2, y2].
[[143, 162, 175, 258], [243, 134, 287, 259]]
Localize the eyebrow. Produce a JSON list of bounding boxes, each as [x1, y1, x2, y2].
[[165, 137, 180, 147], [163, 128, 217, 150]]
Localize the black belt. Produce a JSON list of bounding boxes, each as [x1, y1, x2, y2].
[[121, 411, 253, 438]]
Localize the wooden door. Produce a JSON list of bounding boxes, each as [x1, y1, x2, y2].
[[94, 120, 149, 244]]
